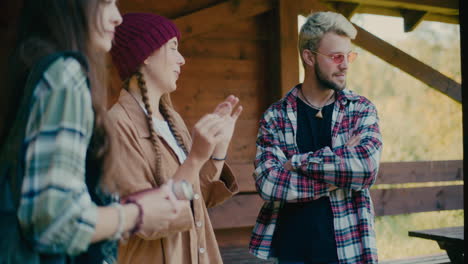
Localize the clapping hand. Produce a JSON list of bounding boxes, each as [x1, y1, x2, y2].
[[211, 95, 243, 157]]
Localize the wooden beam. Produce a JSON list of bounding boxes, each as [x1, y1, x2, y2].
[[320, 0, 459, 15], [278, 0, 300, 96], [356, 6, 458, 24], [298, 0, 462, 103], [353, 24, 462, 102], [208, 194, 264, 229], [333, 2, 360, 19], [173, 0, 273, 40], [400, 8, 427, 32]]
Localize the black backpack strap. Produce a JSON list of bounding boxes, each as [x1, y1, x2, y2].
[[0, 51, 88, 208]]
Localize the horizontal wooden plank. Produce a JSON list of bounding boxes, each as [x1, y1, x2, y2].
[[371, 185, 463, 216], [209, 194, 263, 229], [220, 246, 276, 264], [376, 160, 463, 184], [209, 184, 463, 230], [229, 160, 464, 193], [227, 163, 256, 191], [180, 38, 266, 60], [173, 0, 273, 40], [117, 0, 221, 20], [215, 227, 253, 247], [173, 81, 268, 120], [194, 14, 271, 41], [180, 57, 264, 80]]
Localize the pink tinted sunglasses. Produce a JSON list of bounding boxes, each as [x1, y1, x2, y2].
[[311, 50, 358, 64]]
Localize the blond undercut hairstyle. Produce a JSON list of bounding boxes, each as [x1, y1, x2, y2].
[[298, 11, 357, 64]]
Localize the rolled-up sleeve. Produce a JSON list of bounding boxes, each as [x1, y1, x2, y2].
[[200, 160, 238, 208], [18, 57, 98, 256]]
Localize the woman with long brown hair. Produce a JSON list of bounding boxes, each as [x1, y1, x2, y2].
[[108, 13, 243, 263], [1, 1, 185, 263]]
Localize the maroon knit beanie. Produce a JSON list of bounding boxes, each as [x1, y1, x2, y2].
[[110, 13, 181, 81]]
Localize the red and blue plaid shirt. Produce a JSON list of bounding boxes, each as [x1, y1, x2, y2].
[[249, 85, 383, 263]]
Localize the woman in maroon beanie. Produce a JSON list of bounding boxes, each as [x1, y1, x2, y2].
[[108, 13, 243, 263]]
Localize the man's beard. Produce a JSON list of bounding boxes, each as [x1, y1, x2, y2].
[[315, 62, 346, 91]]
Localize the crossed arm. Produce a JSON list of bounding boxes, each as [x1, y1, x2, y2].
[[254, 103, 382, 202]]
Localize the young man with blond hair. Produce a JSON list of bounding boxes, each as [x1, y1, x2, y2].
[[250, 11, 383, 264]]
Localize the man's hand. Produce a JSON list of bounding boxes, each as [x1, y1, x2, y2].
[[284, 160, 293, 171], [345, 135, 361, 147], [328, 184, 338, 192], [285, 160, 338, 193]]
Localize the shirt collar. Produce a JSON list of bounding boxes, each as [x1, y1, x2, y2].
[[284, 83, 360, 107]]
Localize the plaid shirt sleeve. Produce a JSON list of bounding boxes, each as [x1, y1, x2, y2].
[[290, 101, 382, 190], [17, 57, 98, 256], [254, 107, 330, 202]]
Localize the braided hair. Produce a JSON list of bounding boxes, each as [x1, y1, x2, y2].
[[124, 71, 188, 186]]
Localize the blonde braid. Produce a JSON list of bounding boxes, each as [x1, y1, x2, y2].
[[133, 72, 164, 186]]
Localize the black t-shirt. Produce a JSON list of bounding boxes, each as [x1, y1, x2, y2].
[[272, 97, 338, 263]]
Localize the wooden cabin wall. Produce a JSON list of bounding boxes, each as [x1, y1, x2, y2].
[[175, 15, 270, 186]]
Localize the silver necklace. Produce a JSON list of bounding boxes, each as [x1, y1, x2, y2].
[[300, 89, 335, 119]]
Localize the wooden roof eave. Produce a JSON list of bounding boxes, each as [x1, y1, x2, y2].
[[297, 0, 461, 103]]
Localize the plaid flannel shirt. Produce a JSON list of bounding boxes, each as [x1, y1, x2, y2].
[[17, 57, 98, 256], [249, 85, 383, 264]]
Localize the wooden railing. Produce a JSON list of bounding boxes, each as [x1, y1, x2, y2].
[[209, 160, 463, 230]]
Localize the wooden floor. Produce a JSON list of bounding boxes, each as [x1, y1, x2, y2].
[[220, 247, 275, 264]]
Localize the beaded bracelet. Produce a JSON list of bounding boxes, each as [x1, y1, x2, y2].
[[110, 203, 125, 241], [123, 198, 144, 236], [211, 155, 227, 161]]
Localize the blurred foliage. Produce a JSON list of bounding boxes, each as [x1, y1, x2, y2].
[[347, 18, 462, 162], [375, 210, 464, 260], [347, 17, 463, 260]]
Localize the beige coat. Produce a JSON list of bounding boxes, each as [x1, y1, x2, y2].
[[108, 89, 238, 264]]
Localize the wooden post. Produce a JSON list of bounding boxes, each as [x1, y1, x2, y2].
[[460, 0, 467, 211], [278, 0, 300, 97]]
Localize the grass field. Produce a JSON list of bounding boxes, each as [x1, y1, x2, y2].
[[376, 210, 464, 260]]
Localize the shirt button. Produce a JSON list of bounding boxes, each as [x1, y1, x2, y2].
[[199, 247, 206, 254], [196, 221, 202, 227], [194, 193, 200, 200]]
